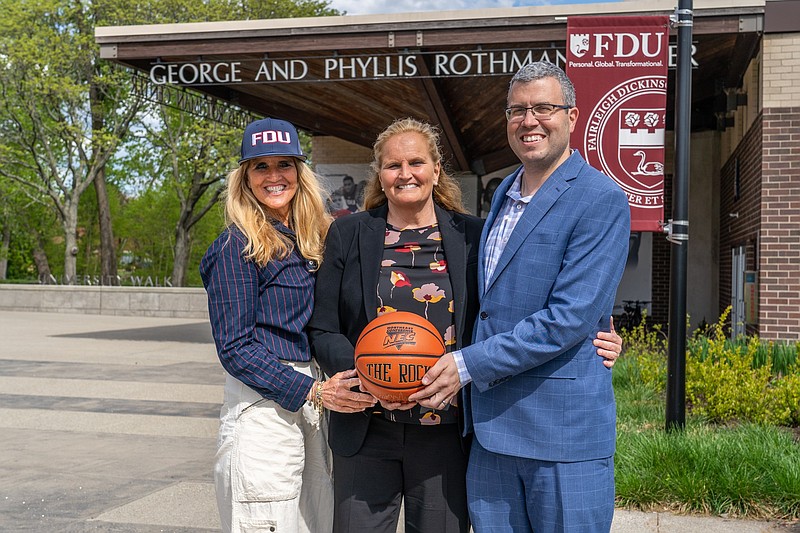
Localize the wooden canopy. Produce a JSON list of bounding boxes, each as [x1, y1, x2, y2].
[[96, 0, 764, 174]]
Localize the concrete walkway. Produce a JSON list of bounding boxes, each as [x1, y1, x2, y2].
[[0, 310, 796, 532]]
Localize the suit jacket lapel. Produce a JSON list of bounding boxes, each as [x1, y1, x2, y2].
[[359, 205, 389, 321], [436, 205, 467, 349], [479, 168, 519, 298], [485, 172, 571, 294]]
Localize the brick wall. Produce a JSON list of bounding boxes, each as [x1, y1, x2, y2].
[[650, 172, 671, 327], [762, 33, 800, 108], [759, 107, 800, 339], [719, 117, 762, 333], [650, 131, 720, 332], [759, 33, 800, 340]]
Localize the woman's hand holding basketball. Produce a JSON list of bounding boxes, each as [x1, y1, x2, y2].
[[322, 369, 377, 413]]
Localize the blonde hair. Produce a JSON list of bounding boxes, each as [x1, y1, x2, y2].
[[224, 158, 330, 268], [363, 118, 466, 213]]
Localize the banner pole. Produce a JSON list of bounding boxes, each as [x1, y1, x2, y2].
[[666, 0, 693, 432]]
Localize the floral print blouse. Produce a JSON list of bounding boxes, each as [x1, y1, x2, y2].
[[376, 223, 457, 425]]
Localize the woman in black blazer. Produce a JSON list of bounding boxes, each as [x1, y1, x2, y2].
[[309, 118, 481, 533]]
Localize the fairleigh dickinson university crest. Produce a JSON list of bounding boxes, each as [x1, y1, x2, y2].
[[583, 75, 666, 210]]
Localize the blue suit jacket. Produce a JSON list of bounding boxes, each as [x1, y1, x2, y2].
[[460, 151, 630, 462]]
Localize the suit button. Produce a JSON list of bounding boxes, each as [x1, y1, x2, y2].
[[480, 311, 488, 320]]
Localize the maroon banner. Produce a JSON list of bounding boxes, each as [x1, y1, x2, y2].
[[567, 16, 669, 232]]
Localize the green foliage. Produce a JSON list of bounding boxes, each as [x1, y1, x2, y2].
[[612, 311, 800, 520], [1, 0, 342, 284], [615, 308, 800, 519], [688, 336, 778, 424], [616, 422, 800, 519], [96, 0, 340, 26], [0, 0, 144, 279], [618, 307, 800, 428], [114, 186, 225, 286], [615, 311, 667, 393], [685, 307, 800, 426]]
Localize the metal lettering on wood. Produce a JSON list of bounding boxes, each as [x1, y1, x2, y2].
[[145, 45, 693, 86]]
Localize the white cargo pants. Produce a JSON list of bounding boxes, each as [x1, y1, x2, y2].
[[214, 362, 333, 533]]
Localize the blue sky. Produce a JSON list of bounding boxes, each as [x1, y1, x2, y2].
[[328, 0, 617, 16]]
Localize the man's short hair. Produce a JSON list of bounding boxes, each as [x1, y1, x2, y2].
[[508, 62, 576, 108]]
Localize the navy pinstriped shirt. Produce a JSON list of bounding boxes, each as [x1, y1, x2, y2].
[[200, 224, 316, 412]]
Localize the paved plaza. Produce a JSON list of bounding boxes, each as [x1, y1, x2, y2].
[[0, 309, 796, 532], [0, 310, 221, 532]]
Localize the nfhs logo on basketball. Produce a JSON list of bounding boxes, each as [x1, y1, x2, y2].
[[354, 311, 445, 402]]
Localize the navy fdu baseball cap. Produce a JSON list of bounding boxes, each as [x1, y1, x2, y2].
[[239, 117, 307, 164]]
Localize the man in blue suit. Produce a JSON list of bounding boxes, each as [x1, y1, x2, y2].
[[410, 62, 631, 532]]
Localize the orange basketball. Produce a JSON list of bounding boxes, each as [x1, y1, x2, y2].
[[354, 311, 445, 402]]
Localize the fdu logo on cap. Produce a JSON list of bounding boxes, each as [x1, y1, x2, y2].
[[240, 117, 307, 164]]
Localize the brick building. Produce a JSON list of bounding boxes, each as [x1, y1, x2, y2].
[[96, 0, 800, 340]]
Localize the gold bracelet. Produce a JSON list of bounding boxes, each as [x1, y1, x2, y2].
[[313, 381, 324, 413]]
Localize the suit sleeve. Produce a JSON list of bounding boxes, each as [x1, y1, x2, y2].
[[201, 232, 314, 411], [308, 222, 357, 378], [461, 185, 631, 392]]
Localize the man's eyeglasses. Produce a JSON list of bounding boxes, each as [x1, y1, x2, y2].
[[505, 104, 571, 122]]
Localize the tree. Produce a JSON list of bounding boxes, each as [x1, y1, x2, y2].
[[0, 0, 140, 283], [0, 175, 61, 281], [136, 104, 239, 286]]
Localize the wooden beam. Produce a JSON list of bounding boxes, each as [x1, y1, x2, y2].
[[197, 85, 379, 148], [413, 57, 470, 172]]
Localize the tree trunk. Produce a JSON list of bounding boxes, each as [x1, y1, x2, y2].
[[91, 81, 118, 286], [62, 204, 79, 283], [171, 223, 190, 287], [33, 249, 51, 281], [94, 166, 118, 285], [33, 232, 52, 282], [0, 223, 10, 280]]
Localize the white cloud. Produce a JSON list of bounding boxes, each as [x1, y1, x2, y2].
[[329, 0, 613, 16]]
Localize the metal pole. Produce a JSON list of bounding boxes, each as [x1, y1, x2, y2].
[[666, 0, 693, 431]]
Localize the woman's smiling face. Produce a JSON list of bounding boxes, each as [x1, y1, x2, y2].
[[247, 156, 298, 224], [378, 132, 440, 216]]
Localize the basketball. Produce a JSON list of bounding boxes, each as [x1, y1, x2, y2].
[[354, 311, 445, 402]]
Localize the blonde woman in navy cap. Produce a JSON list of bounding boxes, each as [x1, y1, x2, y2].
[[200, 117, 376, 533]]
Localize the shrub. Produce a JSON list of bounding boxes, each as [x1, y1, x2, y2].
[[685, 307, 800, 427], [687, 335, 776, 424], [617, 311, 667, 393], [618, 307, 800, 427]]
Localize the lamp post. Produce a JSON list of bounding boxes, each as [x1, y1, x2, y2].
[[666, 0, 693, 431]]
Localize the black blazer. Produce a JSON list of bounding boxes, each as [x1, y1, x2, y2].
[[308, 203, 483, 457]]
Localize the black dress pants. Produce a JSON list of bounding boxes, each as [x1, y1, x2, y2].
[[332, 416, 469, 533]]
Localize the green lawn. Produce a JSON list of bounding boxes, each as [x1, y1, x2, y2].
[[614, 354, 800, 520]]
